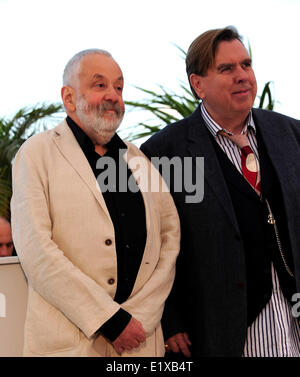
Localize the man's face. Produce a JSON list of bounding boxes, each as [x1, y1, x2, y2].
[[74, 54, 125, 145], [0, 222, 14, 257], [192, 39, 257, 125]]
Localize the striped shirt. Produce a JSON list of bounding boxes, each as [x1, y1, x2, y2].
[[201, 103, 300, 357]]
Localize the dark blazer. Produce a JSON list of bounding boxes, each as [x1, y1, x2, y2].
[[140, 106, 300, 356]]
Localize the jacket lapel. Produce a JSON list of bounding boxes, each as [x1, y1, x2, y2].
[[51, 120, 111, 219], [252, 109, 299, 200], [186, 107, 240, 233]]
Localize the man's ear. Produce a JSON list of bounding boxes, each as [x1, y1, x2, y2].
[[61, 86, 76, 113], [189, 73, 205, 100]]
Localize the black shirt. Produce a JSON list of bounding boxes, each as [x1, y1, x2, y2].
[[66, 116, 147, 341]]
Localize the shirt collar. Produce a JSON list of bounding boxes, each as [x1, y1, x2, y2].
[[66, 116, 127, 155], [200, 102, 256, 138]]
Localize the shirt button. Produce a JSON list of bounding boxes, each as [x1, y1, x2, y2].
[[105, 239, 112, 246], [108, 278, 115, 285], [125, 244, 130, 249]]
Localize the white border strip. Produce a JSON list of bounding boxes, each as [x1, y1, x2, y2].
[[0, 256, 20, 265]]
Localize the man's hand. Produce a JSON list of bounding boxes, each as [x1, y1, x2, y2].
[[112, 317, 146, 354], [166, 332, 191, 357]]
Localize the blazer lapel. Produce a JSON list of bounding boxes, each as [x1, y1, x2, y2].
[[52, 120, 111, 219], [186, 108, 240, 233], [252, 109, 299, 199]]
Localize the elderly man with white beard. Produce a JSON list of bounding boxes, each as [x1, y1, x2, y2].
[[10, 49, 180, 357]]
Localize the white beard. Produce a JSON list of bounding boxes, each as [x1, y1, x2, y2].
[[76, 96, 124, 145]]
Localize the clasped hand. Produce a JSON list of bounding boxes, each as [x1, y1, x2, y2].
[[165, 332, 191, 357], [112, 317, 146, 354]]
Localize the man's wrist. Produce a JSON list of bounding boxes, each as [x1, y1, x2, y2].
[[97, 308, 132, 342]]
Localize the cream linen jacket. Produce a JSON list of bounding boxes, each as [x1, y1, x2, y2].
[[11, 120, 180, 357]]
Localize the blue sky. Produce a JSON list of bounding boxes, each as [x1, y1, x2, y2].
[[1, 0, 299, 140]]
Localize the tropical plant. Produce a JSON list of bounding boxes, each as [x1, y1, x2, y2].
[[258, 81, 274, 110], [0, 103, 64, 219], [124, 81, 197, 141]]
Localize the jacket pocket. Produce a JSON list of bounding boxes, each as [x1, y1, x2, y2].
[[26, 290, 80, 355]]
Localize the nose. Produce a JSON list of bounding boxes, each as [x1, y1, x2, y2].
[[103, 85, 120, 103], [234, 65, 249, 84]]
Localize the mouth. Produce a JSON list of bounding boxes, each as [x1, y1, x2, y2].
[[232, 88, 250, 96], [99, 102, 124, 118], [103, 109, 116, 114], [99, 108, 118, 118]]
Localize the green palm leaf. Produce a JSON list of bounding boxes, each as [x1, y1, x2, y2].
[[0, 102, 63, 219]]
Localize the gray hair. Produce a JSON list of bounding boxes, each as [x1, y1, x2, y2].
[[62, 49, 113, 88]]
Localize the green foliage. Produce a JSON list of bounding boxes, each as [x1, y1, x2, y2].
[[0, 103, 63, 219], [257, 81, 274, 110], [124, 82, 198, 141]]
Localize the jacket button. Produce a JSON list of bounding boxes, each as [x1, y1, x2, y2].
[[108, 278, 115, 285], [105, 239, 112, 246]]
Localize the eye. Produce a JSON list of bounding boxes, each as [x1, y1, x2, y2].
[[242, 61, 252, 69], [97, 83, 105, 88], [219, 65, 233, 73]]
